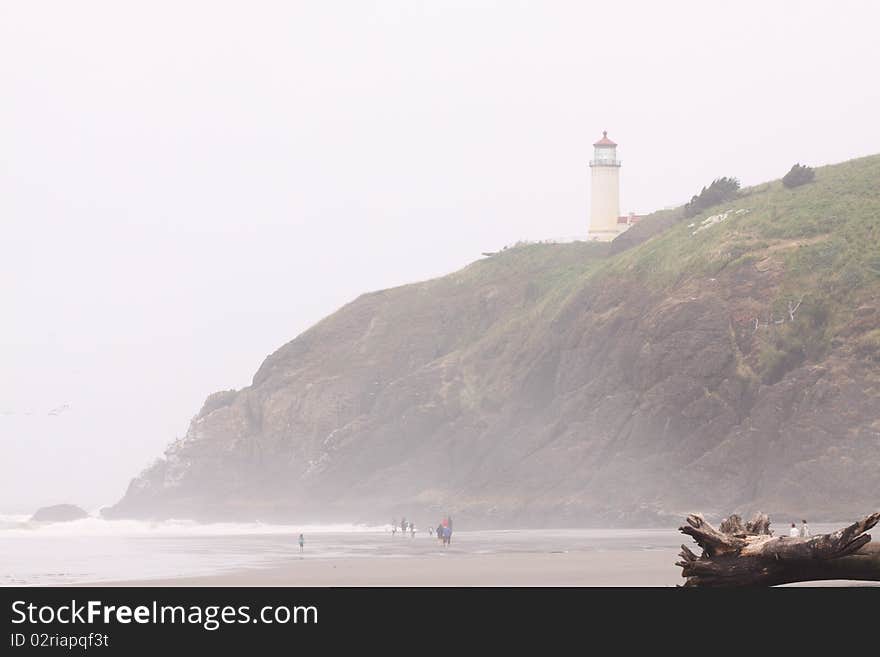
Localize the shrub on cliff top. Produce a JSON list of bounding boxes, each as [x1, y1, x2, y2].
[[782, 163, 815, 189], [684, 177, 741, 218]]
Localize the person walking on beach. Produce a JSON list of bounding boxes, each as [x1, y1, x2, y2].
[[789, 523, 799, 538], [447, 516, 453, 545], [298, 533, 304, 553], [436, 523, 444, 543], [800, 520, 810, 538]]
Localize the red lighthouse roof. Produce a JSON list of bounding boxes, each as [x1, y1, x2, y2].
[[593, 130, 617, 147]]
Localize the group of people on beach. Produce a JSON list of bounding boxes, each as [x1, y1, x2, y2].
[[391, 516, 454, 547], [788, 519, 810, 538], [392, 517, 417, 537], [435, 516, 453, 547]]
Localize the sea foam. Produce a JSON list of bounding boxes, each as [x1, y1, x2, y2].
[[0, 513, 385, 538]]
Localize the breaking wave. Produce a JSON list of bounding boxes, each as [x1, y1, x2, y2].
[[0, 513, 386, 538]]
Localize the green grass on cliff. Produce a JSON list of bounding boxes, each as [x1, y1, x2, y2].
[[465, 153, 880, 383], [604, 154, 880, 381], [604, 154, 880, 290]]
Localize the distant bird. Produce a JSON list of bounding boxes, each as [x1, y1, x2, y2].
[[47, 403, 71, 416], [0, 403, 72, 417]]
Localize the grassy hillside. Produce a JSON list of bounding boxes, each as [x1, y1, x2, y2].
[[604, 155, 880, 297], [488, 154, 880, 383]]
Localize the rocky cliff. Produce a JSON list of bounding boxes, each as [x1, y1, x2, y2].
[[107, 155, 880, 527]]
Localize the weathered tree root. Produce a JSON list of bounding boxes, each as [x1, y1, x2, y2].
[[677, 511, 880, 587]]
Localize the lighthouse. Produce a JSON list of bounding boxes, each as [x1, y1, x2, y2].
[[588, 131, 622, 240]]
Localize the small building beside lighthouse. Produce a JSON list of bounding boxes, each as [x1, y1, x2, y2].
[[588, 131, 641, 241]]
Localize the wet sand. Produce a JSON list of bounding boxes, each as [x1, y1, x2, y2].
[[60, 526, 876, 587], [96, 548, 682, 587]]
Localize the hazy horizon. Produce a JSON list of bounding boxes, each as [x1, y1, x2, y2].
[[3, 0, 880, 513]]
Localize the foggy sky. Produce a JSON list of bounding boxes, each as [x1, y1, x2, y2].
[[2, 1, 879, 513]]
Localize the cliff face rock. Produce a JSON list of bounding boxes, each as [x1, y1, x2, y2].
[[107, 155, 880, 526]]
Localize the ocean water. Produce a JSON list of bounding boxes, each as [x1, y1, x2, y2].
[[0, 514, 685, 585], [0, 514, 385, 585]]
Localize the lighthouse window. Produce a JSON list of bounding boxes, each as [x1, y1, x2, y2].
[[595, 148, 615, 164]]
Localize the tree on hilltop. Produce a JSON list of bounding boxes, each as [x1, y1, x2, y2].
[[782, 163, 815, 189], [684, 177, 741, 218]]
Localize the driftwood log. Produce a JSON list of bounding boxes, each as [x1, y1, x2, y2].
[[677, 511, 880, 587]]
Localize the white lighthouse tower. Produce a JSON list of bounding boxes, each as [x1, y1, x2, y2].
[[588, 131, 622, 241]]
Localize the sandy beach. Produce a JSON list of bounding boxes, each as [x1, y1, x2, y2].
[[95, 549, 681, 587], [7, 520, 873, 587]]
